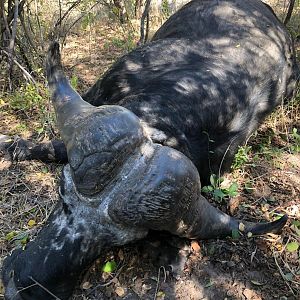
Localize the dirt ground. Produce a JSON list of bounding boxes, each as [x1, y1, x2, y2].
[[0, 3, 300, 300]]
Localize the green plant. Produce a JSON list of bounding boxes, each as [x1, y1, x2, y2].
[[244, 180, 255, 194], [253, 131, 284, 166], [15, 123, 29, 133], [6, 230, 29, 248], [290, 127, 300, 153], [161, 0, 171, 17], [108, 32, 136, 51], [124, 33, 136, 51], [6, 82, 55, 136], [81, 12, 96, 30], [70, 75, 79, 89], [202, 174, 239, 202], [102, 260, 117, 273], [9, 83, 44, 112], [232, 145, 252, 169], [112, 37, 125, 48], [8, 83, 50, 118]]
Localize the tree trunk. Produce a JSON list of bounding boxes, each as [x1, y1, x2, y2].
[[113, 0, 128, 23], [138, 0, 151, 45], [284, 0, 295, 25]]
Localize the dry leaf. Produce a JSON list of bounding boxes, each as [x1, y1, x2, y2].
[[82, 281, 92, 290], [0, 158, 12, 171], [239, 223, 245, 232], [191, 241, 201, 252], [157, 291, 165, 299], [142, 283, 152, 292], [134, 278, 143, 289], [228, 196, 242, 215], [28, 219, 36, 227], [115, 286, 126, 297], [118, 249, 124, 260], [102, 272, 110, 281], [243, 288, 254, 299]]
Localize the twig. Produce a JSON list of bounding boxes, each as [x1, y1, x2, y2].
[[1, 1, 12, 40], [284, 0, 295, 25], [1, 48, 37, 86], [8, 0, 19, 90], [34, 0, 44, 51], [87, 264, 125, 295], [54, 0, 82, 30], [13, 283, 38, 297], [279, 255, 300, 285], [113, 0, 128, 23], [145, 10, 150, 42], [218, 137, 236, 181], [58, 0, 62, 25], [61, 1, 101, 46], [19, 12, 39, 56], [250, 246, 257, 263], [0, 0, 25, 37], [135, 0, 142, 18], [29, 277, 62, 300], [153, 266, 166, 300], [273, 251, 295, 295], [138, 0, 151, 45]]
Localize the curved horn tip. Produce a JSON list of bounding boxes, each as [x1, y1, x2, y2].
[[245, 214, 288, 236], [48, 41, 60, 54], [272, 214, 288, 231], [47, 41, 61, 67]]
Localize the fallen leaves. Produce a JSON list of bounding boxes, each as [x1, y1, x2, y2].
[[243, 288, 261, 300], [81, 281, 93, 290], [27, 219, 36, 227], [228, 195, 242, 215], [239, 222, 245, 232], [191, 241, 201, 253], [118, 249, 124, 261], [115, 286, 126, 297]]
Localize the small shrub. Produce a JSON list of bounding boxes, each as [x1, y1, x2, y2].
[[161, 0, 171, 17], [8, 83, 45, 113], [5, 82, 55, 136], [202, 174, 239, 202], [107, 32, 136, 51], [290, 127, 300, 153], [70, 75, 79, 89], [232, 145, 252, 170]]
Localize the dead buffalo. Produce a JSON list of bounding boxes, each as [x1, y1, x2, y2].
[[2, 0, 299, 299]]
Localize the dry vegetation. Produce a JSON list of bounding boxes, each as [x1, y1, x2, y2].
[[0, 1, 300, 299]]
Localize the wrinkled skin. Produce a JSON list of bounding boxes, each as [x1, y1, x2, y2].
[[2, 0, 299, 299]]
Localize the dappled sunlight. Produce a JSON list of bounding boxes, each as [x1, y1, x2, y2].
[[61, 24, 139, 91], [186, 261, 265, 300], [0, 160, 59, 260], [0, 0, 299, 299]]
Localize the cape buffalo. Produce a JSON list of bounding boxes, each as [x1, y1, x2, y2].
[[1, 0, 299, 299]]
